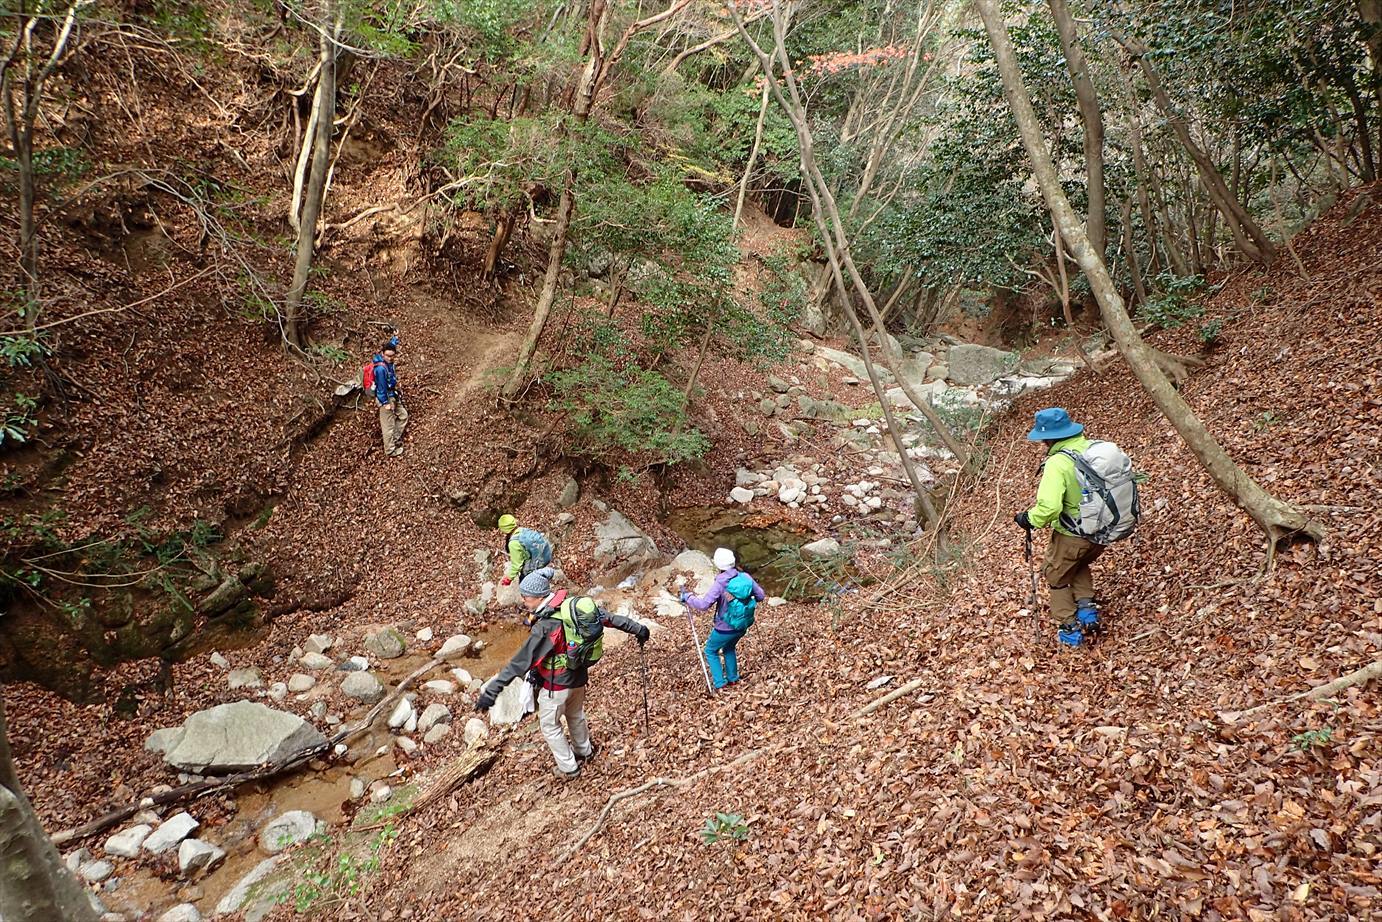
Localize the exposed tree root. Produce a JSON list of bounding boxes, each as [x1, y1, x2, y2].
[[1219, 658, 1382, 725]]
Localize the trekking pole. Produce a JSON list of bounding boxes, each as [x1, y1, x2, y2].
[[683, 600, 715, 695], [1023, 529, 1040, 638], [638, 644, 651, 735]]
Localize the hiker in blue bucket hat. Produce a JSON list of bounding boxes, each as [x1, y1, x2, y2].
[[1013, 407, 1137, 647]]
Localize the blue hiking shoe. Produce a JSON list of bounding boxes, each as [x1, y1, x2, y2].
[[1057, 621, 1084, 647], [1075, 600, 1100, 632]]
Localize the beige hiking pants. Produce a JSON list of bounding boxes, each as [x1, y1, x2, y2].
[[1042, 531, 1105, 623], [379, 402, 409, 454], [537, 685, 591, 774]]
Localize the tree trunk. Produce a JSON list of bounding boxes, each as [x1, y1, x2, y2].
[[1340, 70, 1376, 182], [0, 697, 100, 922], [1120, 197, 1148, 307], [1362, 1, 1382, 163], [1116, 33, 1276, 267], [482, 208, 518, 280], [1048, 0, 1105, 258], [284, 3, 338, 350], [734, 79, 770, 228], [975, 0, 1322, 552]]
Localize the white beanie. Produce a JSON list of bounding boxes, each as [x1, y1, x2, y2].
[[712, 547, 736, 570]]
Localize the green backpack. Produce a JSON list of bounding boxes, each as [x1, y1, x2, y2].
[[556, 596, 605, 670], [723, 573, 758, 632]]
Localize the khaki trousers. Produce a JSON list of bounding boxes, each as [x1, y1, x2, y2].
[[1041, 531, 1105, 623], [379, 402, 409, 454], [537, 685, 591, 774]]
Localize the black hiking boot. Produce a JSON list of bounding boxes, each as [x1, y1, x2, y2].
[[552, 764, 581, 782]]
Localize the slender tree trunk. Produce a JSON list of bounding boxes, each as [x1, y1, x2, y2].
[[482, 208, 518, 280], [734, 79, 770, 228], [671, 319, 716, 437], [0, 697, 101, 922], [1120, 197, 1148, 307], [1340, 70, 1376, 181], [1363, 1, 1382, 162], [1048, 0, 1105, 258], [975, 0, 1322, 553], [284, 2, 338, 350]]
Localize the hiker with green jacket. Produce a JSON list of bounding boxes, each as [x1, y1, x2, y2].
[[1014, 408, 1105, 647], [496, 514, 553, 586], [476, 567, 649, 780]]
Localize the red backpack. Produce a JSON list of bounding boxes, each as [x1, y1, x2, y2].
[[361, 359, 382, 394]]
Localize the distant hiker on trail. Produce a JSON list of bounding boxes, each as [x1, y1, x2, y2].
[[1014, 407, 1140, 647], [497, 515, 553, 586], [370, 341, 408, 458], [681, 547, 765, 690], [476, 566, 650, 780]]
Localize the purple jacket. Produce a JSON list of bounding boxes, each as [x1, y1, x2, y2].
[[685, 567, 766, 633]]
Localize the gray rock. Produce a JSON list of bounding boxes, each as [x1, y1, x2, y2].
[[729, 487, 754, 504], [215, 855, 285, 918], [227, 667, 263, 690], [144, 812, 198, 854], [79, 859, 114, 883], [299, 651, 333, 670], [557, 476, 580, 509], [734, 468, 761, 487], [592, 510, 659, 575], [144, 727, 183, 755], [741, 418, 760, 436], [757, 397, 777, 417], [387, 698, 414, 730], [163, 702, 326, 774], [349, 778, 366, 800], [422, 680, 456, 695], [303, 634, 333, 655], [64, 847, 90, 872], [177, 838, 226, 876], [555, 511, 576, 527], [801, 537, 842, 558], [947, 343, 1017, 386], [423, 724, 451, 745], [341, 671, 385, 704], [449, 667, 473, 686], [370, 784, 393, 804], [208, 652, 230, 669], [926, 363, 949, 382], [814, 346, 891, 382], [415, 627, 434, 642], [767, 374, 790, 393], [437, 634, 472, 660], [364, 628, 406, 660], [463, 717, 489, 746], [287, 673, 316, 693], [339, 656, 369, 672], [259, 810, 321, 854], [157, 904, 203, 922], [104, 825, 152, 858], [266, 682, 288, 703], [417, 703, 452, 734]]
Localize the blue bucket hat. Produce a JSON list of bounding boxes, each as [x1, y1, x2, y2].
[[1026, 407, 1084, 441]]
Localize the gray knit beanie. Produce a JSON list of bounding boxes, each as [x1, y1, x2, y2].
[[518, 566, 556, 598]]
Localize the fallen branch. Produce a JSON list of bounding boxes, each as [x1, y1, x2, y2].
[[553, 747, 767, 866], [850, 678, 926, 719], [1219, 658, 1382, 725], [353, 738, 498, 832], [51, 658, 443, 846]]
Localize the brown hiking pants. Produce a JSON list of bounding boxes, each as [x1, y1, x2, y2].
[[379, 402, 409, 454], [1042, 531, 1105, 623]]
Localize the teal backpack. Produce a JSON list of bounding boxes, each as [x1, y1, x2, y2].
[[723, 572, 758, 632], [514, 528, 553, 567]]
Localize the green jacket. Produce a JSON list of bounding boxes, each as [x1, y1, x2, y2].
[[504, 535, 529, 580], [1027, 434, 1090, 537]]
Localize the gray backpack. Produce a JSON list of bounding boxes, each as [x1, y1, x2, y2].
[[1057, 440, 1140, 544]]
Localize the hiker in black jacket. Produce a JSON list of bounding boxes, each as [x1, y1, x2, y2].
[[476, 567, 649, 780]]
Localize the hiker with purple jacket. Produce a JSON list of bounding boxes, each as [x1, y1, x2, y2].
[[681, 548, 765, 690]]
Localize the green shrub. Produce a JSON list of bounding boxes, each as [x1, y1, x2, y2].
[[1138, 273, 1207, 329]]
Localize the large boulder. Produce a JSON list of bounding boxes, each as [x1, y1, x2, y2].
[[259, 810, 322, 854], [947, 344, 1017, 386], [215, 856, 288, 920], [162, 701, 326, 774], [485, 679, 530, 727], [813, 346, 889, 381], [592, 510, 658, 577], [144, 812, 199, 854]]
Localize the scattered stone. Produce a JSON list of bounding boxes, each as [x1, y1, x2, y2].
[[866, 675, 895, 690], [287, 674, 316, 693], [729, 486, 754, 504], [144, 727, 183, 755], [364, 628, 407, 660], [340, 671, 385, 704], [842, 376, 860, 385], [339, 656, 369, 672], [766, 596, 788, 607], [105, 825, 153, 858], [64, 847, 90, 872], [926, 363, 948, 382], [259, 810, 321, 854], [163, 702, 326, 774], [157, 904, 203, 922], [79, 859, 114, 883], [214, 855, 285, 917], [767, 374, 790, 393], [423, 724, 452, 744], [177, 839, 226, 876], [304, 634, 333, 655], [557, 476, 580, 509], [741, 418, 761, 436], [438, 634, 472, 660], [208, 652, 230, 669], [266, 682, 288, 703], [472, 639, 487, 654], [415, 627, 434, 643], [395, 736, 418, 755], [555, 511, 576, 527], [349, 778, 366, 800], [298, 652, 333, 671], [463, 717, 490, 746], [227, 667, 263, 690], [800, 537, 841, 558], [387, 697, 415, 730], [946, 343, 1016, 386], [417, 702, 453, 734], [144, 813, 199, 854], [370, 785, 393, 804], [449, 667, 473, 686], [422, 680, 456, 695]]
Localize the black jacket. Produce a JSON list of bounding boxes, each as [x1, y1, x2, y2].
[[487, 591, 647, 695]]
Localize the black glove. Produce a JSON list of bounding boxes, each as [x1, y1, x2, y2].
[[475, 689, 497, 712], [1014, 511, 1033, 531], [636, 626, 650, 647]]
